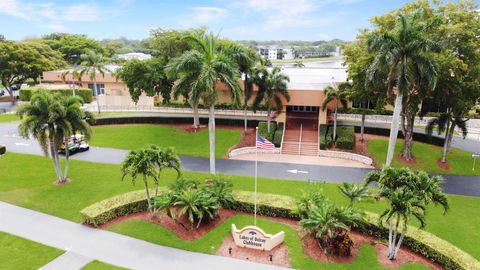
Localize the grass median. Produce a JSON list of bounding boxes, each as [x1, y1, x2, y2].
[[368, 138, 479, 176], [89, 124, 241, 158]]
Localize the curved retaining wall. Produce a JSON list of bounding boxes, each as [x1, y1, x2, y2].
[[228, 147, 280, 158], [319, 150, 373, 166]]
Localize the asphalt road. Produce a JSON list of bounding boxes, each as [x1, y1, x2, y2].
[[2, 122, 480, 197]]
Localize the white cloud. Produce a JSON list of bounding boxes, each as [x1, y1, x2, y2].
[[0, 0, 29, 19], [62, 4, 98, 22], [191, 7, 227, 24], [42, 23, 69, 32]]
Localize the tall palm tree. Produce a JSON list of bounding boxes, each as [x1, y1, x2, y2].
[[76, 49, 111, 114], [223, 44, 259, 132], [60, 95, 92, 180], [17, 92, 76, 184], [252, 66, 290, 133], [61, 69, 82, 96], [121, 145, 160, 211], [426, 112, 468, 163], [166, 33, 242, 174], [321, 85, 348, 141], [367, 11, 440, 165]]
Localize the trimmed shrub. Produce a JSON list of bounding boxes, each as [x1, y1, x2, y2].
[[258, 121, 276, 142], [0, 145, 5, 155], [79, 189, 480, 270], [80, 188, 166, 227], [319, 124, 333, 150], [335, 125, 355, 150], [93, 116, 260, 128], [20, 87, 93, 103], [273, 130, 283, 147], [353, 126, 445, 147]]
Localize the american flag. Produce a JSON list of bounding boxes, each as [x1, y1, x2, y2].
[[256, 135, 275, 150]]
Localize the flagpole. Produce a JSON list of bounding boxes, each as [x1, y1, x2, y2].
[[254, 126, 258, 226]]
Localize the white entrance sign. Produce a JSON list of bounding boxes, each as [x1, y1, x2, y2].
[[231, 224, 285, 251]]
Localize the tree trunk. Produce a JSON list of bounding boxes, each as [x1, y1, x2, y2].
[[360, 112, 365, 142], [388, 219, 393, 257], [333, 99, 338, 141], [63, 136, 70, 180], [244, 74, 248, 133], [390, 221, 399, 259], [49, 134, 62, 182], [400, 114, 406, 137], [144, 176, 152, 211], [441, 116, 451, 163], [94, 73, 101, 114], [267, 107, 271, 133], [192, 103, 200, 128], [446, 122, 456, 153], [386, 92, 403, 166], [208, 104, 216, 175], [392, 234, 405, 260], [402, 114, 415, 160]]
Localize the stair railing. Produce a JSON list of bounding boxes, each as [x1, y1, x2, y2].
[[317, 123, 320, 156], [298, 124, 303, 155], [280, 121, 286, 153]]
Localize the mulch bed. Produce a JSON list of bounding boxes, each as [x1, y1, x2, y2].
[[397, 153, 417, 165], [436, 159, 451, 170], [101, 209, 444, 269]]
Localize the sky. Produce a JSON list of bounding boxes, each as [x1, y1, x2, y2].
[[0, 0, 425, 41]]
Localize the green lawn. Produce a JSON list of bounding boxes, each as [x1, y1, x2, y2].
[[109, 216, 429, 270], [0, 232, 64, 270], [89, 124, 241, 158], [81, 260, 128, 270], [368, 138, 479, 176], [0, 152, 479, 264], [0, 113, 19, 123]]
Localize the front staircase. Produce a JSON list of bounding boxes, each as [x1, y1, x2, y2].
[[281, 124, 319, 156]]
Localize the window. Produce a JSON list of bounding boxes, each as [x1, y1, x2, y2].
[[88, 84, 105, 96]]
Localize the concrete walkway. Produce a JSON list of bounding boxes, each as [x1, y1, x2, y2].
[[231, 153, 374, 169], [0, 202, 282, 270], [40, 251, 92, 270]]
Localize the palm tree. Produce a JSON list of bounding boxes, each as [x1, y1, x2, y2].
[[76, 49, 111, 114], [165, 33, 242, 174], [60, 95, 92, 180], [61, 69, 82, 96], [121, 145, 159, 211], [338, 183, 370, 206], [322, 85, 348, 142], [174, 188, 220, 228], [426, 112, 468, 163], [18, 92, 87, 184], [365, 167, 449, 260], [293, 60, 305, 68], [223, 44, 259, 132], [293, 189, 326, 219], [252, 66, 290, 133], [367, 11, 440, 165], [152, 146, 181, 198], [205, 178, 234, 207]]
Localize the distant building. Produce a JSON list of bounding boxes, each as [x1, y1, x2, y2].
[[117, 52, 152, 61], [256, 47, 294, 60]]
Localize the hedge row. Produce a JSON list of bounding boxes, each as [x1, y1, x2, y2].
[[354, 126, 445, 147], [80, 189, 480, 270], [257, 121, 284, 147], [80, 188, 166, 227], [94, 116, 260, 128], [0, 145, 5, 155], [19, 87, 93, 103], [337, 107, 394, 115], [155, 101, 269, 111], [319, 125, 333, 149]]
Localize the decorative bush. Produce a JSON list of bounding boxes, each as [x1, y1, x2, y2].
[[353, 126, 445, 147], [20, 87, 93, 103], [0, 145, 5, 155], [93, 116, 260, 128], [80, 189, 480, 270], [273, 130, 283, 147], [335, 125, 355, 149], [319, 125, 333, 149], [258, 121, 277, 142]]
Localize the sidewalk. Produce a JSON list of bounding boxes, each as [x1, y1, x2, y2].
[[0, 202, 282, 270], [230, 153, 374, 169]]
